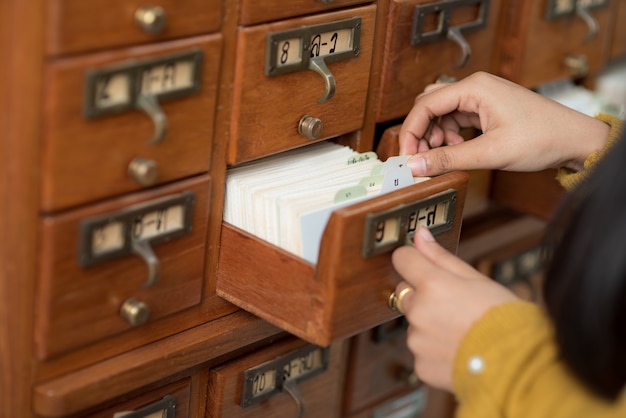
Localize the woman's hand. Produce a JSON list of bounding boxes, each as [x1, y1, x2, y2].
[[400, 72, 610, 176], [392, 226, 519, 391]]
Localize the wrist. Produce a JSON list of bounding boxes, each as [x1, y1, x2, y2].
[[563, 115, 613, 172], [558, 113, 624, 190]]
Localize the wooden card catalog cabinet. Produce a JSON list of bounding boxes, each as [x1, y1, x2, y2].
[[81, 379, 190, 418], [344, 319, 454, 417], [377, 0, 500, 122], [43, 35, 221, 211], [207, 337, 345, 417], [496, 0, 612, 88], [218, 171, 468, 346], [228, 5, 376, 164], [46, 0, 222, 55], [35, 175, 210, 359]]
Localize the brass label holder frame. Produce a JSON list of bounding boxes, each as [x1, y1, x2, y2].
[[83, 49, 203, 144], [411, 0, 490, 68], [265, 17, 362, 102], [362, 189, 457, 258], [78, 192, 195, 289], [545, 0, 609, 42], [241, 345, 330, 408], [115, 395, 176, 418]]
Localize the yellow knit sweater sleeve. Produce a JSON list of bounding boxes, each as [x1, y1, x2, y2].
[[452, 301, 626, 417], [556, 113, 624, 190]]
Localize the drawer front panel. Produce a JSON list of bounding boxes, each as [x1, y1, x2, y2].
[[85, 379, 190, 418], [218, 172, 469, 346], [229, 5, 376, 164], [378, 0, 501, 122], [43, 35, 221, 211], [459, 213, 546, 302], [47, 0, 222, 56], [344, 319, 416, 414], [239, 0, 368, 25], [498, 0, 611, 87], [344, 323, 456, 417], [207, 337, 346, 417], [36, 176, 211, 359]]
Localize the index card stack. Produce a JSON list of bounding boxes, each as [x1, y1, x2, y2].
[[224, 141, 428, 263]]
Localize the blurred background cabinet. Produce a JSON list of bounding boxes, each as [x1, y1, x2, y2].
[[2, 0, 625, 416]]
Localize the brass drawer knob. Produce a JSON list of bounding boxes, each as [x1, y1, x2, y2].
[[397, 367, 421, 387], [135, 5, 167, 34], [563, 55, 589, 78], [120, 297, 150, 326], [128, 157, 159, 186], [298, 115, 323, 140]]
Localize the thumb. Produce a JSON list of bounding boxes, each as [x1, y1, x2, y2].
[[405, 135, 492, 176]]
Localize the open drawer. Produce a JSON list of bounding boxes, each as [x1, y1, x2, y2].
[[217, 171, 468, 346]]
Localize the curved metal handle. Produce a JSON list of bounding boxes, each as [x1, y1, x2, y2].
[[136, 94, 168, 145], [447, 27, 471, 69], [282, 380, 305, 418], [131, 239, 160, 288], [576, 4, 599, 43], [308, 56, 336, 103]]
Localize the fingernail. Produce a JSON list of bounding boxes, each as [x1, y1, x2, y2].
[[428, 132, 435, 148], [419, 226, 435, 242], [407, 156, 427, 176]]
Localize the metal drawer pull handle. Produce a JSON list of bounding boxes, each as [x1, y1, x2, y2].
[[136, 94, 168, 145], [308, 56, 336, 103], [282, 380, 305, 418], [576, 4, 598, 42], [411, 0, 489, 70], [131, 238, 160, 288], [447, 27, 471, 69]]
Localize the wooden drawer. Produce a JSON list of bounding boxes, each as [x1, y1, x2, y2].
[[207, 337, 346, 417], [458, 211, 546, 301], [228, 5, 376, 164], [80, 378, 191, 418], [42, 35, 222, 212], [46, 0, 222, 56], [344, 319, 417, 414], [35, 175, 210, 360], [496, 0, 612, 88], [344, 321, 456, 417], [217, 171, 469, 346], [377, 0, 501, 122], [345, 387, 456, 418]]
